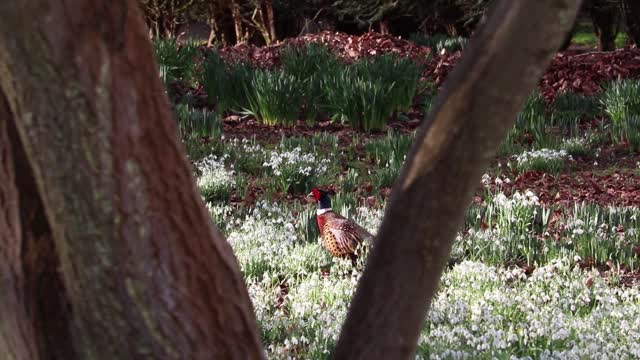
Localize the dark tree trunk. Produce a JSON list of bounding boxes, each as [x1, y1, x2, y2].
[[265, 0, 277, 42], [207, 4, 221, 48], [590, 0, 620, 51], [0, 1, 264, 358], [560, 13, 581, 51], [622, 0, 640, 46], [435, 4, 467, 37], [0, 90, 75, 360], [333, 0, 582, 358], [0, 0, 582, 359], [379, 20, 390, 35], [230, 0, 245, 44]]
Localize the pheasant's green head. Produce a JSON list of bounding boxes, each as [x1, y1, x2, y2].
[[309, 188, 332, 209]]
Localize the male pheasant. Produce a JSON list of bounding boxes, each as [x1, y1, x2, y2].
[[308, 188, 373, 260]]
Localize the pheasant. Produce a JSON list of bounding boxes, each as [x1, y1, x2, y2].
[[308, 188, 373, 260]]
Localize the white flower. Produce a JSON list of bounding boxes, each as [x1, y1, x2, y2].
[[196, 154, 235, 198], [515, 148, 572, 166], [482, 174, 491, 186]]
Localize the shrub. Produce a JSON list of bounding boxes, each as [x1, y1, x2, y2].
[[565, 203, 640, 266], [262, 146, 329, 194], [551, 91, 601, 131], [365, 130, 414, 167], [281, 44, 342, 122], [174, 104, 222, 140], [202, 50, 228, 110], [341, 168, 360, 193], [515, 90, 547, 133], [560, 137, 592, 158], [202, 52, 254, 113], [422, 91, 437, 116], [601, 79, 640, 144], [409, 33, 468, 52], [154, 38, 199, 86], [245, 70, 307, 126], [324, 54, 421, 131], [461, 190, 548, 265], [354, 55, 421, 113], [196, 155, 235, 203], [279, 132, 340, 154], [627, 119, 640, 152], [499, 91, 548, 155], [324, 67, 395, 131], [514, 148, 572, 173], [222, 137, 266, 175], [369, 159, 402, 188]]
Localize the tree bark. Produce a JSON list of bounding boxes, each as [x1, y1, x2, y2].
[[0, 91, 75, 360], [589, 0, 620, 51], [333, 1, 582, 359], [0, 1, 263, 359], [560, 12, 581, 51], [207, 4, 220, 48], [230, 0, 245, 44], [622, 0, 640, 46], [379, 20, 390, 35], [251, 2, 272, 45], [265, 0, 277, 42], [0, 0, 583, 359]]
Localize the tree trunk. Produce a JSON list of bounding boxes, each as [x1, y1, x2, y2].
[[560, 12, 581, 51], [0, 1, 264, 359], [207, 5, 220, 48], [333, 1, 582, 359], [379, 20, 390, 35], [251, 2, 272, 44], [265, 0, 277, 42], [0, 0, 583, 359], [0, 91, 75, 360], [622, 0, 640, 46], [230, 0, 245, 44], [590, 0, 619, 51]]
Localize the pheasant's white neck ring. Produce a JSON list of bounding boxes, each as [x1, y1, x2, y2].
[[317, 208, 332, 215]]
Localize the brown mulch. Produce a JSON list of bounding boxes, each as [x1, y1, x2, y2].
[[540, 48, 640, 100], [221, 115, 421, 145], [483, 170, 640, 207], [217, 31, 432, 68]]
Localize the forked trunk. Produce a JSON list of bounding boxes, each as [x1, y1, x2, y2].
[[0, 1, 263, 358], [0, 1, 582, 359]]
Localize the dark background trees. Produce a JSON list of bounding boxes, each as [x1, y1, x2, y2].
[[140, 0, 640, 53]]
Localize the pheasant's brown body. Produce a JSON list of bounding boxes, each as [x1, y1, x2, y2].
[[310, 188, 373, 259], [317, 211, 372, 258]]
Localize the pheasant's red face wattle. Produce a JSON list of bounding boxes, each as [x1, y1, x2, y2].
[[312, 188, 322, 201]]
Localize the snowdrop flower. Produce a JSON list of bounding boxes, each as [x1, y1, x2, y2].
[[482, 173, 491, 186], [515, 148, 572, 166]]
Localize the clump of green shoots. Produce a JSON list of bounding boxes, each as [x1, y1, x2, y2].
[[154, 38, 199, 87], [203, 51, 255, 113], [601, 79, 640, 150], [245, 70, 307, 127]]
